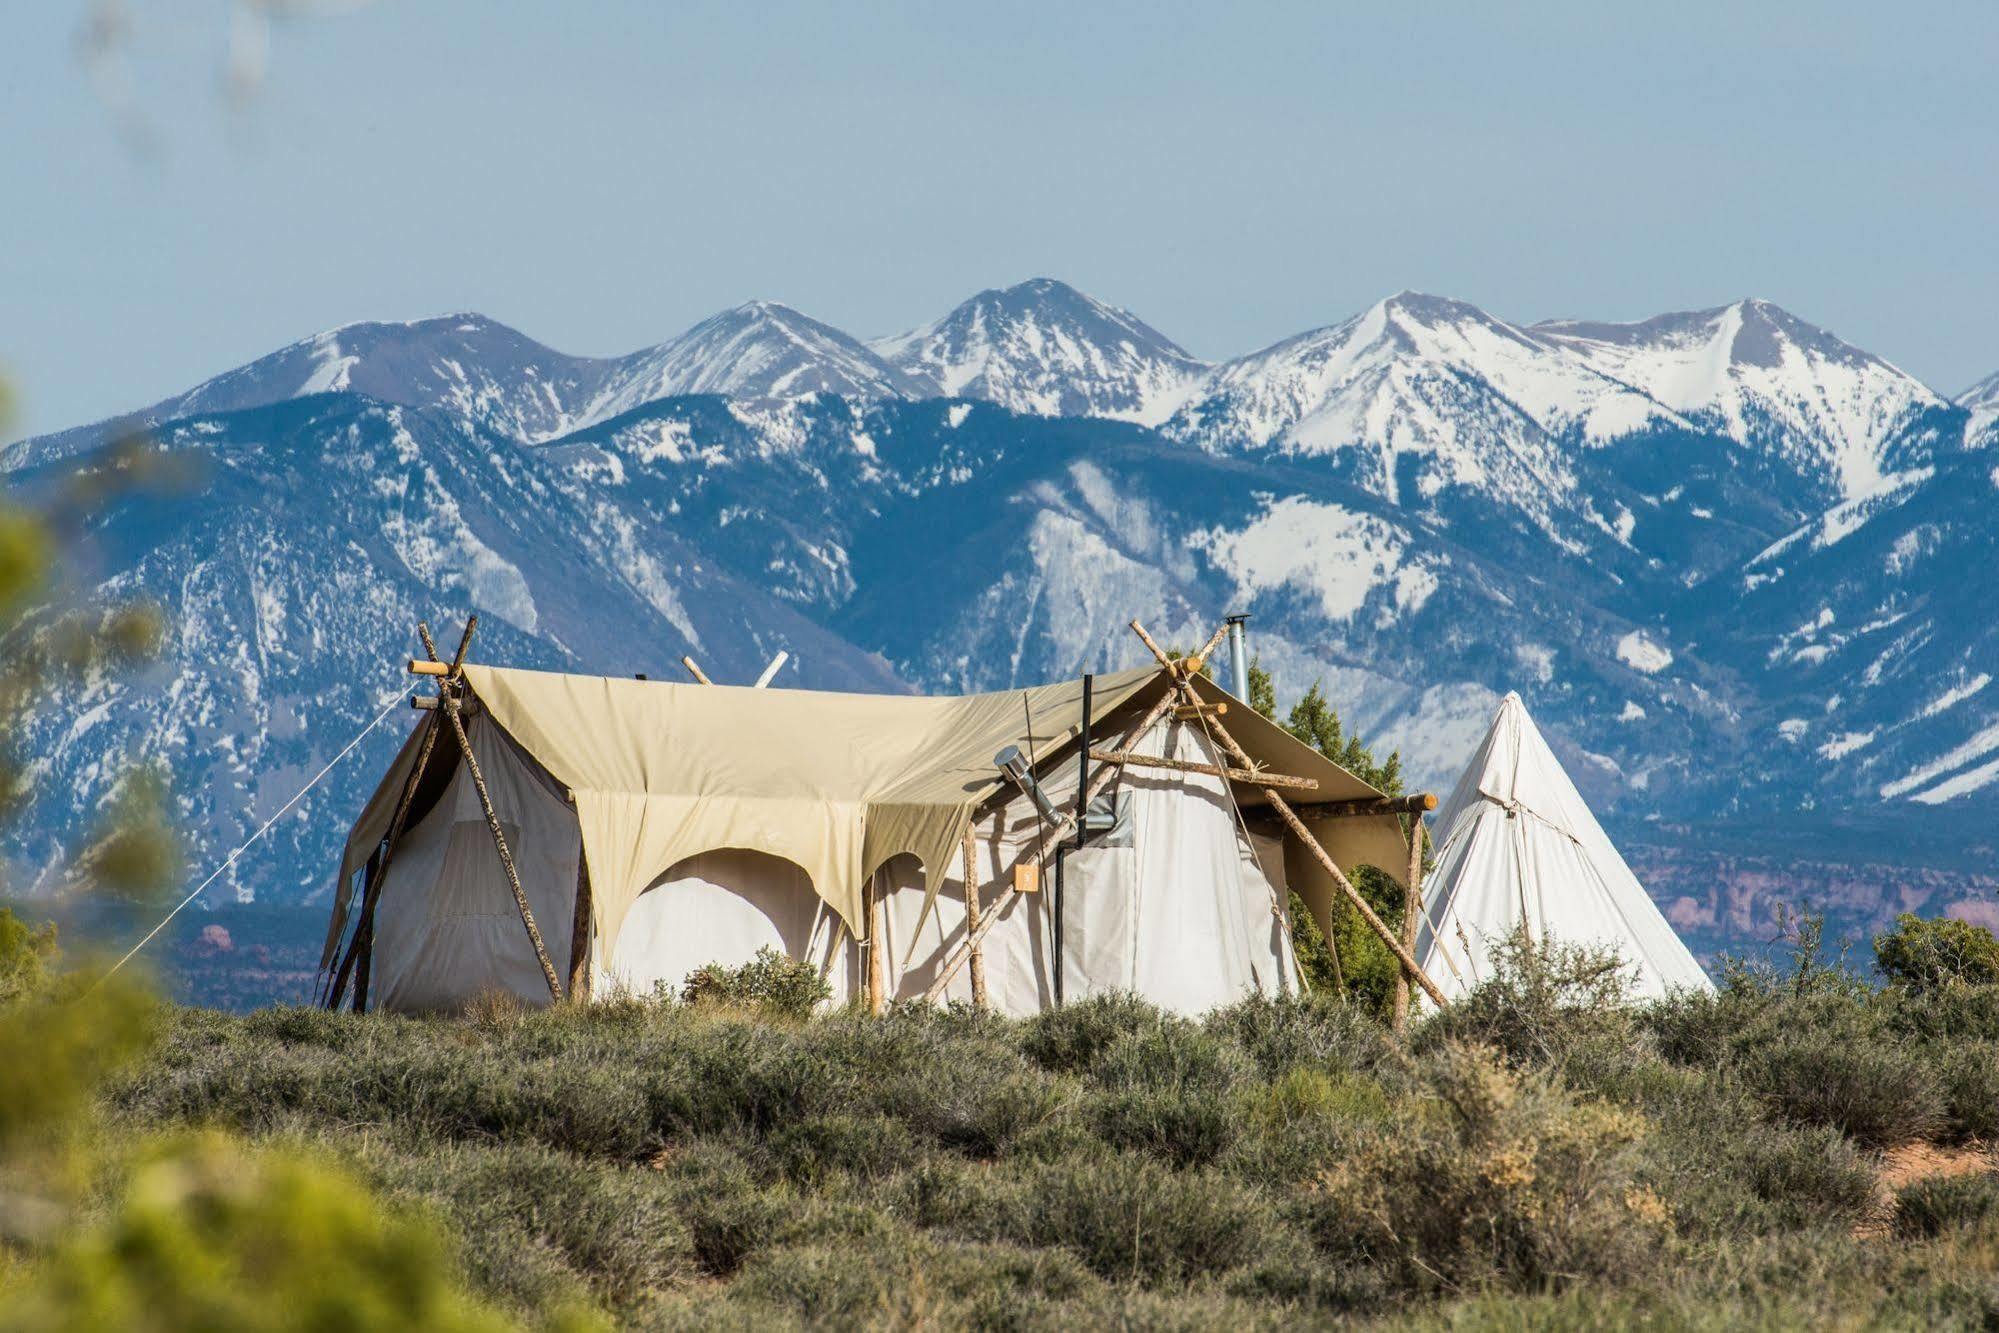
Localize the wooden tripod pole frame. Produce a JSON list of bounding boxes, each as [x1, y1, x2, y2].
[[1136, 620, 1445, 1009], [443, 692, 565, 1003]]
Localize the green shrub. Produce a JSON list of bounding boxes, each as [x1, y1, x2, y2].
[[670, 1140, 797, 1277], [681, 946, 831, 1018], [1731, 1123, 1879, 1229], [1014, 1153, 1296, 1286], [0, 907, 58, 1007], [1018, 991, 1158, 1074], [1202, 991, 1396, 1080], [1893, 1170, 1999, 1239], [1643, 985, 1771, 1068], [767, 1113, 920, 1187], [1746, 1033, 1944, 1149], [362, 1136, 691, 1314], [1415, 929, 1636, 1071], [1895, 983, 1999, 1042], [1087, 1020, 1251, 1167], [7, 1132, 519, 1332], [1305, 1043, 1666, 1293], [1933, 1040, 1999, 1144], [1875, 913, 1999, 994]]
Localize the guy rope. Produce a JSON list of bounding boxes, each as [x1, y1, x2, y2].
[[95, 685, 410, 986]]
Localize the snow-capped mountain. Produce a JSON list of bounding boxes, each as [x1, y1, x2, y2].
[[1959, 369, 1999, 448], [5, 280, 1993, 960], [871, 279, 1207, 425], [4, 313, 618, 469], [5, 300, 926, 472], [1537, 300, 1954, 504], [1162, 292, 1684, 548], [2, 393, 905, 899], [594, 301, 929, 413]]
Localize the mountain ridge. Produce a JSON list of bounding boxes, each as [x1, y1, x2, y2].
[[6, 280, 1995, 954]]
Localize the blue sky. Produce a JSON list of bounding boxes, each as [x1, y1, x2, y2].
[[3, 1, 1995, 441]]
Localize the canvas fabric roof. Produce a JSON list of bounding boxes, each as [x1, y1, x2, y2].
[[331, 661, 1414, 974], [1414, 692, 1713, 1001]]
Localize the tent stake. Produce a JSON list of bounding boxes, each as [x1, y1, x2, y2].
[[443, 693, 564, 1003], [963, 827, 987, 1008]]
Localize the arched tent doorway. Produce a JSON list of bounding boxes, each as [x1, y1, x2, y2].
[[601, 847, 856, 1003]]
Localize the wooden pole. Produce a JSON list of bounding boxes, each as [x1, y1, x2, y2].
[[866, 874, 886, 1014], [1089, 748, 1319, 791], [1129, 618, 1231, 677], [448, 615, 478, 675], [1264, 793, 1446, 1008], [443, 693, 564, 1003], [1392, 817, 1425, 1033], [963, 827, 987, 1008], [680, 656, 712, 685]]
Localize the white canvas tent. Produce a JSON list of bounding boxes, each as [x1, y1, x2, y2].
[[322, 634, 1423, 1019], [1414, 692, 1713, 1002]]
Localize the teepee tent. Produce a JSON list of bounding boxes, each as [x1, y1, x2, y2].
[[1414, 693, 1712, 1002]]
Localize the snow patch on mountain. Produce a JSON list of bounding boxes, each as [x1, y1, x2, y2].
[[1616, 630, 1673, 674], [1192, 496, 1434, 623]]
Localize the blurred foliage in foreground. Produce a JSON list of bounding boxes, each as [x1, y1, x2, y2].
[[0, 370, 553, 1330]]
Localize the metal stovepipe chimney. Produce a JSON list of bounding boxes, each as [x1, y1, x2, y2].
[[1225, 614, 1251, 702]]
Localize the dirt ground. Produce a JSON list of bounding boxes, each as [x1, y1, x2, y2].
[[1855, 1141, 1998, 1239]]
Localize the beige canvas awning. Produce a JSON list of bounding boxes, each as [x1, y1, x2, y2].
[[452, 664, 1161, 955], [333, 661, 1416, 972]]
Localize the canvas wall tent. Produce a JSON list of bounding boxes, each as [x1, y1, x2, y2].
[[320, 639, 1426, 1018], [1414, 693, 1714, 1003]]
